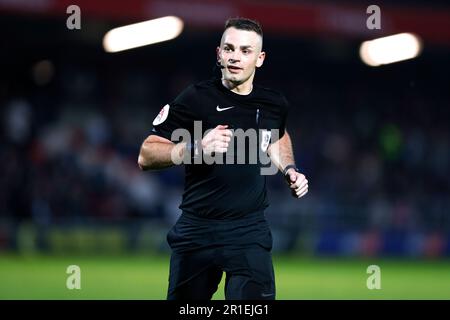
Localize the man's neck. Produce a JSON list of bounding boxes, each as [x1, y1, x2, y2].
[[221, 79, 253, 95]]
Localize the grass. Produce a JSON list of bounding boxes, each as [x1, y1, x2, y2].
[[0, 253, 449, 299]]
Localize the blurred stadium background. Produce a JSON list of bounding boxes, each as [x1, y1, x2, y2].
[[1, 0, 450, 299]]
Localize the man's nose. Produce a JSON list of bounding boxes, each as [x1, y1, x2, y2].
[[229, 52, 241, 62]]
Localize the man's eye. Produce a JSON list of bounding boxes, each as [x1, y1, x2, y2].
[[243, 50, 250, 54], [224, 47, 232, 52]]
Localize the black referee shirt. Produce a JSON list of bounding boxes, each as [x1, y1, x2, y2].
[[150, 78, 290, 219]]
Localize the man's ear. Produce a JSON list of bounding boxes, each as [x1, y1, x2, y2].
[[256, 51, 266, 68], [216, 46, 221, 62]]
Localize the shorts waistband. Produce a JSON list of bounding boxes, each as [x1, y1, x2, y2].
[[180, 209, 265, 225]]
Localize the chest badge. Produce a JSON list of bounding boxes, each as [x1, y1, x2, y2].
[[260, 129, 272, 152]]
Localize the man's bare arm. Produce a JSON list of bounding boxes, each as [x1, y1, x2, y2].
[[268, 130, 309, 198], [138, 125, 233, 171], [138, 135, 186, 170], [267, 130, 295, 172]]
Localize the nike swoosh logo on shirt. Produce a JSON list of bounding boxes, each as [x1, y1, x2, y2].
[[216, 105, 235, 112], [261, 293, 275, 297]]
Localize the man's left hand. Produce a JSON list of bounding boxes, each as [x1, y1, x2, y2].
[[285, 169, 308, 199]]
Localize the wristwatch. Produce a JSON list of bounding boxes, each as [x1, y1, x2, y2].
[[282, 164, 299, 176]]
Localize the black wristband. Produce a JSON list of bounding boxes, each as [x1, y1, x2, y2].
[[283, 164, 299, 176]]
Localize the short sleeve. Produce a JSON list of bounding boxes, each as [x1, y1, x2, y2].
[[270, 93, 290, 143], [279, 94, 290, 139], [150, 85, 198, 143]]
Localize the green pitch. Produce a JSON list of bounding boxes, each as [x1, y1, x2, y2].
[[1, 253, 449, 299]]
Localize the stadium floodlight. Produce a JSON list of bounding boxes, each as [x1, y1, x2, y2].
[[103, 16, 184, 53], [359, 33, 422, 67]]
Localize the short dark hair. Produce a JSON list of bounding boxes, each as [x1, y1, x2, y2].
[[224, 18, 263, 38]]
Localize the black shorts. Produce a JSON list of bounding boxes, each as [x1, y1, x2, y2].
[[166, 210, 275, 300]]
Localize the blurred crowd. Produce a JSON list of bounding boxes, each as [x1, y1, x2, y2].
[[1, 38, 449, 256]]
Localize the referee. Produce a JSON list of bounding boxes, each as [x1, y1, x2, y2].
[[138, 18, 308, 300]]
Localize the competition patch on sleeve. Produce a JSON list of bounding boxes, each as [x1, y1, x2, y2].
[[152, 104, 170, 126]]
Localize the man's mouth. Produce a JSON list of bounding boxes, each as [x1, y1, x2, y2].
[[227, 65, 243, 73]]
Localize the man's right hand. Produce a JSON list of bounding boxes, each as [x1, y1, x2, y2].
[[201, 125, 233, 155]]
